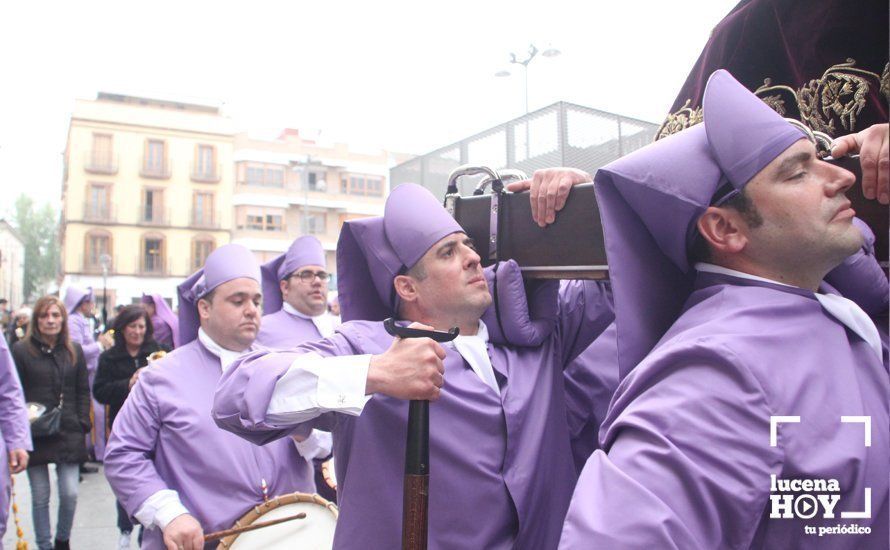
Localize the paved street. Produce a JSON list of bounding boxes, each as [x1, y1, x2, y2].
[[4, 464, 122, 550]]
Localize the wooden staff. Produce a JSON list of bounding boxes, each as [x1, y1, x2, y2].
[[383, 318, 459, 550], [203, 512, 307, 543]]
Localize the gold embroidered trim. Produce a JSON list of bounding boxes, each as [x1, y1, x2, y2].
[[655, 99, 702, 141], [656, 59, 887, 140]]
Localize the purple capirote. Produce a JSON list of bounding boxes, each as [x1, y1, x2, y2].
[[260, 235, 327, 315], [336, 183, 463, 322], [63, 285, 92, 314], [176, 244, 261, 345], [594, 69, 805, 378], [142, 293, 179, 348]]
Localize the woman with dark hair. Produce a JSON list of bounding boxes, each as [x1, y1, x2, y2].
[[93, 304, 168, 549], [10, 295, 90, 550]]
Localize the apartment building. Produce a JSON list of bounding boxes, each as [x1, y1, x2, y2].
[[60, 93, 235, 308], [231, 129, 412, 278]]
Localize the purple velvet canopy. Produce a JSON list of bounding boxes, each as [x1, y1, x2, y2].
[[658, 0, 888, 140]]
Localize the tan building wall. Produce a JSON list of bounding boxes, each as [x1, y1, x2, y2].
[[61, 94, 235, 306], [231, 129, 414, 278]]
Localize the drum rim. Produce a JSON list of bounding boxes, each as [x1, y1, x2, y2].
[[217, 491, 338, 549], [321, 457, 337, 490]]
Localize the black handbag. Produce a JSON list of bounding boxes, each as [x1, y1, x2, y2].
[[30, 395, 62, 438]]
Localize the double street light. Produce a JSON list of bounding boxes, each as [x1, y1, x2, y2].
[[494, 43, 561, 115]]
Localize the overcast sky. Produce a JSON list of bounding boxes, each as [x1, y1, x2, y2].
[[0, 0, 739, 213]]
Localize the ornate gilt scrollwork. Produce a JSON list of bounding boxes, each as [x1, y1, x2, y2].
[[657, 59, 888, 140]]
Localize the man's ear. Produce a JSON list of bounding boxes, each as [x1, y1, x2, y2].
[[279, 278, 289, 297], [393, 274, 419, 304], [697, 206, 748, 256], [197, 297, 212, 321]]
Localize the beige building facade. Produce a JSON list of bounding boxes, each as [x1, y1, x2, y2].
[[231, 129, 412, 279], [61, 93, 235, 308]]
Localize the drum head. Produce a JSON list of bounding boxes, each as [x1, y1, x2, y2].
[[219, 493, 338, 550]]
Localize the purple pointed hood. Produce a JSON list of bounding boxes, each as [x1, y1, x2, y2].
[[337, 183, 463, 322], [595, 69, 806, 379], [142, 293, 180, 347], [64, 286, 93, 314], [260, 236, 327, 315], [176, 244, 261, 345]]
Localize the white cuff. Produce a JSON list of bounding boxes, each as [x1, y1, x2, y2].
[[315, 355, 372, 412], [267, 353, 373, 426], [134, 489, 190, 530], [293, 429, 334, 461]]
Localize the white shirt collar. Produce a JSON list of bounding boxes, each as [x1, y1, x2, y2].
[[695, 263, 883, 360], [695, 262, 795, 288], [447, 321, 500, 395], [282, 302, 334, 338], [198, 328, 248, 372]]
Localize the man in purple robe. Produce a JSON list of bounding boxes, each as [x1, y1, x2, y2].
[[0, 333, 32, 545], [103, 244, 316, 550], [562, 321, 618, 473], [212, 181, 614, 549], [559, 70, 888, 549], [64, 286, 112, 464], [140, 293, 179, 349], [256, 235, 336, 348], [257, 235, 339, 500]]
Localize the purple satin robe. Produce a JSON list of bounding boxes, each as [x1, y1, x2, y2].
[[563, 322, 619, 473], [104, 339, 315, 550], [213, 281, 613, 549], [67, 311, 106, 460], [0, 336, 32, 542], [560, 273, 889, 549], [256, 310, 323, 350]]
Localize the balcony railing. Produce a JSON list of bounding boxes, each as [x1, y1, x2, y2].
[[190, 162, 222, 183], [83, 152, 118, 175], [82, 203, 116, 223], [190, 210, 221, 229], [80, 253, 113, 275], [138, 204, 170, 226], [140, 159, 172, 179], [137, 254, 168, 276]]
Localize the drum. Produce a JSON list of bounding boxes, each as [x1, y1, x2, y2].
[[217, 492, 338, 549], [321, 457, 337, 491]]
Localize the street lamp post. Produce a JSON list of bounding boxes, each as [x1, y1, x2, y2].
[[99, 253, 111, 328], [494, 43, 561, 115]]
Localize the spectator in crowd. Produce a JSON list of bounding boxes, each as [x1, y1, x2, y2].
[[94, 305, 168, 549], [7, 306, 32, 347], [11, 296, 91, 550], [0, 298, 10, 335]]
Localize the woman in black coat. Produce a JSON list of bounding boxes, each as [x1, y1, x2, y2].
[[93, 305, 167, 427], [93, 304, 167, 547], [11, 296, 90, 550]]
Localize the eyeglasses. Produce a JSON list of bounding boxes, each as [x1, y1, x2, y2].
[[292, 270, 331, 283]]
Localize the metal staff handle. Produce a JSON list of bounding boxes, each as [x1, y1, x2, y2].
[[383, 318, 459, 550]]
